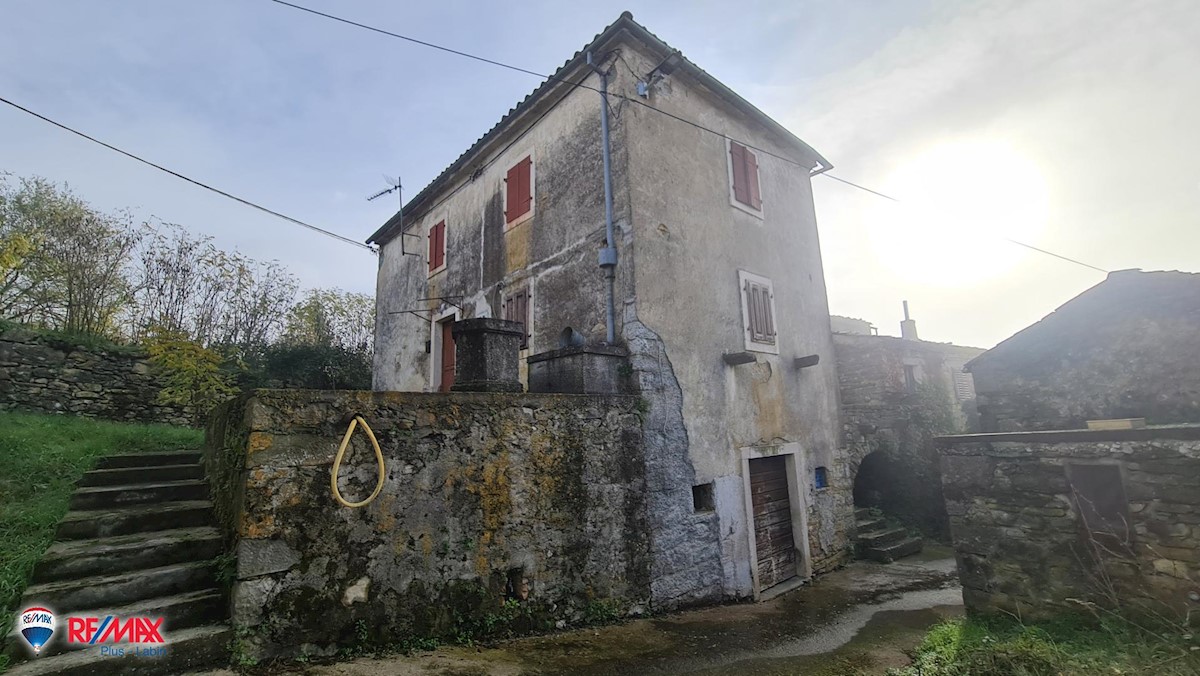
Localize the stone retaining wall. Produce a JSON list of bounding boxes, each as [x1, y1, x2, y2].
[[939, 426, 1200, 622], [205, 389, 650, 661], [0, 326, 193, 426]]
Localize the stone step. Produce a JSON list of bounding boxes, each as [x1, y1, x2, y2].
[[78, 464, 204, 488], [863, 536, 924, 563], [95, 451, 202, 470], [854, 507, 873, 521], [858, 527, 908, 549], [32, 528, 222, 583], [55, 501, 214, 541], [855, 518, 886, 533], [6, 624, 230, 676], [69, 480, 209, 511], [21, 561, 216, 612], [5, 589, 225, 661]]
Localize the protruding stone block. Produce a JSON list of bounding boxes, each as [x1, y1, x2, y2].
[[527, 344, 630, 394], [450, 318, 524, 392]]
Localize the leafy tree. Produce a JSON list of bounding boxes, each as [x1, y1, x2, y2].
[[145, 330, 239, 413], [0, 175, 139, 336]]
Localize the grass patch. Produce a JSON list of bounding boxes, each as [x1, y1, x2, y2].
[[890, 614, 1200, 675], [0, 410, 201, 667]]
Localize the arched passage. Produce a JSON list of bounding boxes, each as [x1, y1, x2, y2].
[[852, 450, 894, 509]]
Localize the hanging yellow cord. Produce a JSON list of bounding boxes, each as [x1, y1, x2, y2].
[[330, 415, 386, 508]]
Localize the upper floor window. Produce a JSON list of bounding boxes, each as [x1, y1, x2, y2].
[[428, 220, 446, 275], [504, 155, 534, 226], [502, 289, 530, 349], [728, 140, 762, 214], [739, 270, 777, 354]]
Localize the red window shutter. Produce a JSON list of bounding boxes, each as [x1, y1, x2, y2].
[[730, 142, 749, 205], [428, 224, 436, 271], [745, 148, 761, 210], [505, 157, 533, 224], [429, 221, 446, 270]]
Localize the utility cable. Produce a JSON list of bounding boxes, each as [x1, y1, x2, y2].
[[0, 95, 376, 254], [264, 0, 1108, 273]]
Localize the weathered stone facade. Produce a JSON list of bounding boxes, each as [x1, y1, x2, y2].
[[969, 269, 1200, 432], [0, 325, 193, 426], [205, 389, 650, 661], [834, 332, 983, 535], [939, 426, 1200, 622], [369, 13, 845, 602]]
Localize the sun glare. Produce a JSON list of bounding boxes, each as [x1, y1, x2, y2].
[[865, 139, 1050, 285]]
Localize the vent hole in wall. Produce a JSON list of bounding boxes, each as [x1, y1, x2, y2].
[[692, 482, 715, 513]]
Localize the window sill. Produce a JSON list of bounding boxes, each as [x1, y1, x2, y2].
[[730, 198, 764, 220], [504, 210, 533, 232], [427, 264, 447, 278], [743, 341, 779, 356]]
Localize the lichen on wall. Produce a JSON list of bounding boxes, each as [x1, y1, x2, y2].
[[206, 389, 651, 661]]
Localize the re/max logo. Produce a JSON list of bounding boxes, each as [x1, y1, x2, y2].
[[67, 616, 165, 644]]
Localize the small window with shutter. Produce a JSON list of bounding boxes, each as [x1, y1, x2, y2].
[[738, 270, 778, 353], [504, 155, 534, 227], [427, 220, 446, 275], [502, 289, 530, 349], [727, 140, 763, 215]]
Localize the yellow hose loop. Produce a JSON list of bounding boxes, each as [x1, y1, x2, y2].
[[330, 415, 386, 509]]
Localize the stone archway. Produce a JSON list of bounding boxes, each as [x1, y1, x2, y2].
[[852, 450, 894, 509]]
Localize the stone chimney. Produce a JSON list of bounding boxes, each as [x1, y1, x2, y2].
[[900, 301, 919, 341]]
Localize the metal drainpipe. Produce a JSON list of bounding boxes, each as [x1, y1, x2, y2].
[[589, 51, 618, 344]]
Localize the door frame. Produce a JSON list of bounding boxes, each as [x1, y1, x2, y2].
[[429, 306, 459, 392], [740, 442, 813, 599]]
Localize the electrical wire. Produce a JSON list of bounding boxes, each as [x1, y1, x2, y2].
[[0, 95, 376, 254], [264, 1, 1109, 275]]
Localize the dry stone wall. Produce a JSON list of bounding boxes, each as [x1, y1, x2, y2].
[[206, 389, 651, 661], [939, 427, 1200, 622], [0, 325, 193, 426]]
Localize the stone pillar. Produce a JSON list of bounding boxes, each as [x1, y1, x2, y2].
[[450, 318, 523, 392]]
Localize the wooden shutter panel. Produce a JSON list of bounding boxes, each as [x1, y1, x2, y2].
[[506, 157, 532, 223], [745, 148, 762, 210], [505, 163, 521, 222], [745, 280, 776, 345], [517, 291, 529, 349], [730, 142, 749, 205], [428, 224, 436, 272], [436, 222, 446, 269]]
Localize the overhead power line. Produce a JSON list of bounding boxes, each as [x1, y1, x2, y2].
[[0, 95, 376, 254], [265, 0, 1107, 274]]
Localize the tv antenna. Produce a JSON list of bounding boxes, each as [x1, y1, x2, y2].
[[367, 175, 419, 257]]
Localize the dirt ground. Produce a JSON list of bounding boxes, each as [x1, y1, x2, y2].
[[207, 546, 963, 676]]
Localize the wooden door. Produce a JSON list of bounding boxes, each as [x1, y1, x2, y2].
[[750, 455, 797, 590], [439, 320, 455, 392]]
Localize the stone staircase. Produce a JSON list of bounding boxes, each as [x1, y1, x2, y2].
[[854, 507, 923, 563], [7, 450, 230, 675]]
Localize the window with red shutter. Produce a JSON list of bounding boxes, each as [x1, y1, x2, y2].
[[729, 141, 762, 211], [505, 156, 533, 225], [428, 221, 446, 273]]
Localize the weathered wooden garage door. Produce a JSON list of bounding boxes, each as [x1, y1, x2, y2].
[[749, 455, 797, 590]]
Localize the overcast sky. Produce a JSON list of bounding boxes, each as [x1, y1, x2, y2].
[[2, 0, 1196, 349]]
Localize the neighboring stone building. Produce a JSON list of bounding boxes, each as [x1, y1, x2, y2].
[[834, 305, 984, 537], [969, 269, 1200, 433], [939, 425, 1200, 623], [369, 13, 844, 602]]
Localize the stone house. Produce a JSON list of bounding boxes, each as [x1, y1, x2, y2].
[[833, 306, 984, 536], [968, 269, 1200, 432], [369, 12, 846, 603]]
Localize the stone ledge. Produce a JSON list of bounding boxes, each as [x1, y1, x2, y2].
[[937, 423, 1200, 449]]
